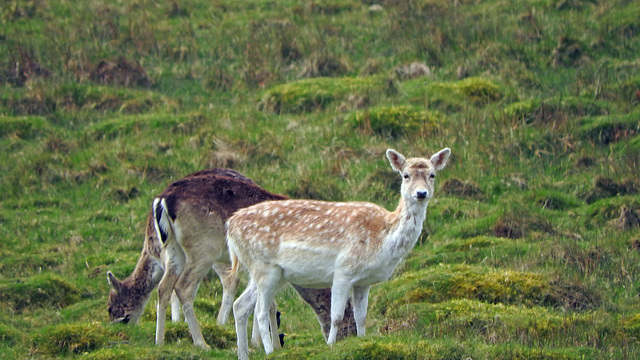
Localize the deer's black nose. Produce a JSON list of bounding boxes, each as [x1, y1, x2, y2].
[[416, 191, 428, 200]]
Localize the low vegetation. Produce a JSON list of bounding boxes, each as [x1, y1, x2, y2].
[[1, 0, 639, 359]]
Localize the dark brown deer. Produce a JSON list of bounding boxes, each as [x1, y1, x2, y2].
[[107, 169, 356, 349]]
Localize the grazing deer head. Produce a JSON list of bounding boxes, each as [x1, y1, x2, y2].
[[227, 148, 451, 359]]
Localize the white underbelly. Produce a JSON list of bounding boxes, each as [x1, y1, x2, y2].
[[276, 244, 337, 288]]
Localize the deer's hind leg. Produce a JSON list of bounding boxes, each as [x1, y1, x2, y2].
[[156, 242, 185, 346], [212, 262, 240, 325], [234, 280, 258, 360], [173, 251, 216, 349]]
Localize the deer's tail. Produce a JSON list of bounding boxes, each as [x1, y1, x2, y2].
[[153, 197, 174, 245], [226, 225, 241, 276]]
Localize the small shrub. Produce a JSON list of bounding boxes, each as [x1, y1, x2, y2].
[[0, 273, 80, 312], [347, 105, 443, 137]]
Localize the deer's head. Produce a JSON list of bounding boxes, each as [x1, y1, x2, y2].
[[387, 148, 451, 204], [107, 272, 145, 325]]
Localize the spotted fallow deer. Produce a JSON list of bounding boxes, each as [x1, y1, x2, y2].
[[106, 169, 356, 349], [227, 148, 451, 359]]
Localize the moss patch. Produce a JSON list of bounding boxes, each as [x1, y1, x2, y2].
[[164, 322, 236, 349], [0, 273, 81, 312], [372, 264, 598, 315], [347, 105, 443, 137], [0, 115, 49, 138], [32, 322, 123, 356], [386, 299, 608, 349], [504, 96, 611, 125], [256, 76, 384, 113]]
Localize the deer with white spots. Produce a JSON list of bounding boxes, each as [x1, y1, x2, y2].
[[107, 169, 357, 349], [227, 148, 451, 359]]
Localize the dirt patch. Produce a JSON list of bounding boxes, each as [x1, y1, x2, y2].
[[442, 178, 484, 199], [584, 176, 638, 204], [552, 35, 582, 67], [89, 57, 152, 87], [394, 62, 432, 80], [492, 209, 554, 239], [2, 54, 51, 86], [298, 53, 349, 78], [610, 206, 640, 230]]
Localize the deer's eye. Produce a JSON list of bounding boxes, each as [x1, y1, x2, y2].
[[403, 174, 410, 179], [429, 173, 436, 179]]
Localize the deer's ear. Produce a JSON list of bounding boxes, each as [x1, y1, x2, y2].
[[107, 271, 122, 293], [386, 149, 406, 173], [430, 148, 451, 171]]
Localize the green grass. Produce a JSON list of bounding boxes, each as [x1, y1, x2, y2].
[[1, 0, 640, 359]]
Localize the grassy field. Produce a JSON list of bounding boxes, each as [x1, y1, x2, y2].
[[1, 0, 640, 359]]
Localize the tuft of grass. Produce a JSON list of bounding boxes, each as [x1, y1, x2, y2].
[[580, 112, 640, 145], [163, 322, 236, 349], [504, 96, 612, 125], [403, 76, 504, 110], [371, 264, 599, 315], [256, 76, 385, 113], [347, 105, 443, 138], [32, 322, 122, 356], [0, 273, 81, 312], [0, 115, 49, 138], [441, 178, 485, 200]]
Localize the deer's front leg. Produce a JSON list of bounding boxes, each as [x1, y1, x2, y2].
[[327, 279, 352, 345], [351, 285, 371, 337]]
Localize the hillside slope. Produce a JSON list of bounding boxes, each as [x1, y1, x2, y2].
[[1, 0, 639, 359]]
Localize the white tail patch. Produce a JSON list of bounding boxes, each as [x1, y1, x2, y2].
[[153, 198, 172, 243]]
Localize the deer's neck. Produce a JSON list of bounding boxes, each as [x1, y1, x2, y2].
[[129, 250, 164, 295], [384, 197, 428, 258]]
